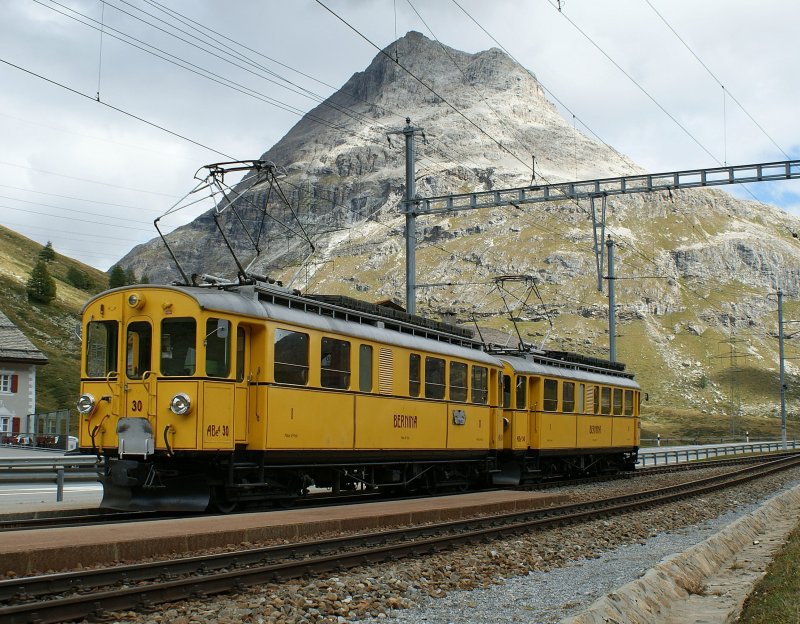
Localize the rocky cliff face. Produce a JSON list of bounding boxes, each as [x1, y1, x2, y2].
[[117, 32, 800, 422]]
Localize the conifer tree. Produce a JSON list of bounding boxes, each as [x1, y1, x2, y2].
[[66, 266, 93, 291], [27, 260, 57, 304], [125, 267, 137, 285], [39, 241, 56, 263], [109, 265, 127, 288]]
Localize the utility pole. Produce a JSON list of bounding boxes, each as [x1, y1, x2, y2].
[[778, 289, 787, 450], [389, 118, 424, 315], [606, 235, 616, 361]]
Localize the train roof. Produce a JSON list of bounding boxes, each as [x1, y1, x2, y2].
[[84, 284, 640, 382], [497, 352, 640, 389], [87, 283, 498, 366]]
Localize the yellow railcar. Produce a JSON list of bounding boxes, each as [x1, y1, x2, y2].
[[77, 281, 641, 510], [494, 353, 640, 482], [77, 284, 503, 510]]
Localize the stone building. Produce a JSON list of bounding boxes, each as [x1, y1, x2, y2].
[[0, 310, 48, 436]]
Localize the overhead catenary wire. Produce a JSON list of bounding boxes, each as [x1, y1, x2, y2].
[[0, 58, 235, 161], [449, 0, 617, 152], [34, 0, 393, 155], [61, 0, 471, 176], [404, 0, 538, 172], [131, 0, 477, 175], [315, 0, 534, 176], [643, 0, 792, 161]]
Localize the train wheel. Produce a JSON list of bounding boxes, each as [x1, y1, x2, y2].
[[210, 487, 238, 514]]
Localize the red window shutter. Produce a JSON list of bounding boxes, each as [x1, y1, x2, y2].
[[12, 417, 20, 433], [10, 375, 18, 393]]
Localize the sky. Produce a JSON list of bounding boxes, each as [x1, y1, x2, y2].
[[1, 0, 799, 272]]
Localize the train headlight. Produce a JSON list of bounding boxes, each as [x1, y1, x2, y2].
[[127, 293, 145, 309], [169, 393, 192, 415], [77, 393, 96, 415]]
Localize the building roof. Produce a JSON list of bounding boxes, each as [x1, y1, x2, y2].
[[0, 310, 48, 365]]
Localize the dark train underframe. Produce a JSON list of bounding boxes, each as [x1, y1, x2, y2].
[[100, 446, 639, 512]]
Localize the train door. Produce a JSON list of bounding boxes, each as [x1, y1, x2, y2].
[[501, 372, 513, 449], [233, 325, 250, 444], [201, 317, 235, 451], [122, 319, 156, 455]]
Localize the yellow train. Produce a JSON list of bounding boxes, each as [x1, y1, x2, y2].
[[76, 281, 640, 510]]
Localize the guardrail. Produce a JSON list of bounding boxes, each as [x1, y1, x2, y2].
[[638, 440, 800, 466], [0, 456, 101, 502]]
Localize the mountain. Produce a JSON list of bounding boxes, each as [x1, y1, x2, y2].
[[0, 225, 108, 414], [116, 32, 800, 438]]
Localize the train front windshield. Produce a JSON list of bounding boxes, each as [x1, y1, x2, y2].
[[85, 320, 119, 378]]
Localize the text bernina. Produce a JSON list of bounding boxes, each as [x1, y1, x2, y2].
[[393, 414, 418, 429]]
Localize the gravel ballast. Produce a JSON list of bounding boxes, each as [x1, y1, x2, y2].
[[86, 466, 800, 624]]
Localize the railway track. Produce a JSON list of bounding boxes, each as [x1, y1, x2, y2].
[[2, 453, 799, 624], [3, 451, 797, 532]]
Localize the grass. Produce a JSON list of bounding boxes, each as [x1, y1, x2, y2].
[[738, 523, 800, 623], [0, 225, 107, 417]]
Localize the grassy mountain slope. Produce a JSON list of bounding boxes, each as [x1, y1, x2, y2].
[[0, 225, 107, 414]]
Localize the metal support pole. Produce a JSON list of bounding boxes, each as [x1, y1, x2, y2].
[[591, 194, 607, 292], [606, 235, 616, 362], [56, 468, 64, 502], [778, 288, 787, 450], [403, 119, 418, 315]]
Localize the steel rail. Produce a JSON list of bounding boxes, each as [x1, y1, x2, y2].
[[1, 455, 799, 623]]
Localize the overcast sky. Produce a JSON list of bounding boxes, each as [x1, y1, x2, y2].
[[1, 0, 798, 272]]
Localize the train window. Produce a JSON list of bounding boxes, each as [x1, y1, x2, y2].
[[593, 385, 600, 414], [613, 388, 623, 415], [450, 362, 468, 402], [515, 376, 527, 409], [359, 345, 373, 392], [236, 327, 246, 382], [543, 379, 558, 412], [274, 329, 309, 385], [624, 389, 633, 416], [160, 318, 196, 376], [563, 382, 575, 413], [502, 374, 511, 408], [601, 387, 611, 415], [424, 357, 446, 400], [86, 320, 118, 378], [471, 366, 488, 404], [321, 338, 351, 389], [126, 321, 152, 380], [409, 354, 421, 397], [577, 384, 585, 413], [205, 318, 231, 378]]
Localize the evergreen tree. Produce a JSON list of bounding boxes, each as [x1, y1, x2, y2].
[[27, 260, 57, 304], [140, 274, 150, 284], [39, 241, 56, 263], [109, 265, 127, 288], [66, 266, 93, 291], [125, 267, 137, 285]]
